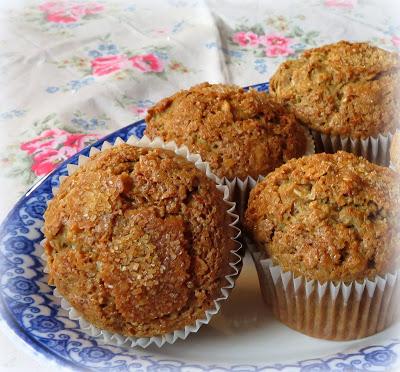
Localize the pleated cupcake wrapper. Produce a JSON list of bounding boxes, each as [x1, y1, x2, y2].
[[311, 130, 393, 166], [40, 135, 243, 348], [223, 126, 315, 219], [246, 238, 400, 340], [389, 129, 400, 171]]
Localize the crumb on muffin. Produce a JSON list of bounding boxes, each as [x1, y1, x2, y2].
[[145, 82, 308, 179]]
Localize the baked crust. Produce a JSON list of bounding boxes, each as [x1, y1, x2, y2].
[[44, 144, 234, 337], [270, 41, 400, 138], [245, 151, 400, 282], [145, 82, 307, 179]]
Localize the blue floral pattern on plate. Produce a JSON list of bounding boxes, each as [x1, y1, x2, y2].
[[0, 82, 399, 371]]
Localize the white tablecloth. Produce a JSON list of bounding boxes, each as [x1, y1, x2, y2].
[[0, 0, 399, 370]]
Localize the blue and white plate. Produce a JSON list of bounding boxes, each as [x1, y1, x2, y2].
[[0, 82, 399, 371]]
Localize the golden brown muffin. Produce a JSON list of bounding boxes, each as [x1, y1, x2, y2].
[[390, 131, 400, 171], [245, 151, 400, 282], [145, 82, 308, 179], [44, 144, 235, 338], [270, 41, 400, 138]]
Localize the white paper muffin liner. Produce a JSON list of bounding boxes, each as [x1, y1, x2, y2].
[[389, 129, 400, 172], [246, 238, 400, 340], [223, 126, 315, 218], [311, 130, 393, 166], [40, 135, 242, 348]]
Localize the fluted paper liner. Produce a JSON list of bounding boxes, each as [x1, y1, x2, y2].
[[246, 238, 400, 340], [40, 135, 242, 348], [312, 130, 393, 166], [389, 130, 399, 172], [224, 126, 315, 218]]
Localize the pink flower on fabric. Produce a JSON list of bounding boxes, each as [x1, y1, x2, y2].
[[265, 45, 294, 57], [39, 1, 63, 13], [30, 150, 64, 176], [324, 0, 357, 8], [75, 3, 104, 15], [260, 34, 294, 57], [64, 132, 97, 150], [392, 35, 400, 48], [91, 55, 129, 76], [39, 1, 104, 24], [20, 128, 99, 176], [21, 129, 64, 155], [46, 12, 78, 23], [232, 31, 259, 47], [129, 54, 164, 73], [260, 34, 292, 48], [130, 107, 147, 115]]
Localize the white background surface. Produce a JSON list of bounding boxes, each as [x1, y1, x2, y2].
[[0, 333, 55, 371]]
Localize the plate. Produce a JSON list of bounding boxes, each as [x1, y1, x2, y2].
[[0, 82, 399, 371]]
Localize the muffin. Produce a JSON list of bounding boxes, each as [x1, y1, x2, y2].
[[390, 130, 400, 171], [145, 82, 309, 180], [270, 41, 400, 164], [43, 142, 239, 341], [245, 151, 400, 340]]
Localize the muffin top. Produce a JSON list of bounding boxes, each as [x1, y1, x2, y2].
[[145, 82, 308, 180], [270, 41, 400, 138], [245, 151, 400, 282], [44, 144, 235, 337], [390, 131, 400, 171]]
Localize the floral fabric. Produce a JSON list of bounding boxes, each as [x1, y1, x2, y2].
[[0, 0, 399, 218]]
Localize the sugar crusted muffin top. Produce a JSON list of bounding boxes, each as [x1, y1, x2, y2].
[[270, 41, 400, 138], [44, 144, 235, 337], [145, 82, 308, 179], [245, 151, 400, 282]]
